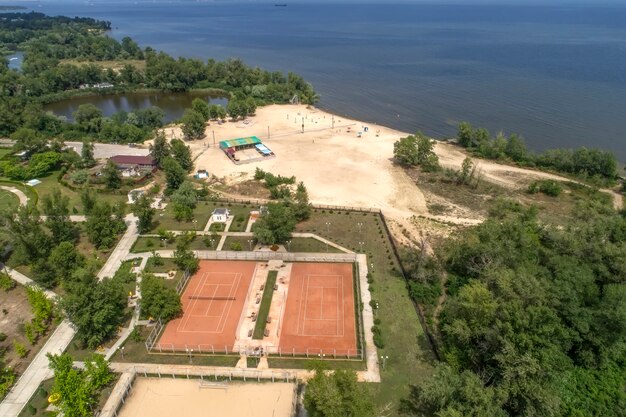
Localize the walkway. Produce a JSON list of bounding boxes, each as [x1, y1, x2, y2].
[[0, 213, 141, 417], [98, 214, 139, 280], [0, 321, 75, 417], [0, 185, 28, 206]]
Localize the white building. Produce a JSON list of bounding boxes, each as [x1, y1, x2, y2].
[[210, 208, 230, 223]]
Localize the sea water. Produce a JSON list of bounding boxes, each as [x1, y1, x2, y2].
[[11, 1, 626, 160]]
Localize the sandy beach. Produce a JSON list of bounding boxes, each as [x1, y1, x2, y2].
[[157, 104, 621, 235]]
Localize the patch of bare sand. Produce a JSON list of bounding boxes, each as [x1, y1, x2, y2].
[[117, 378, 296, 417], [156, 104, 621, 242]]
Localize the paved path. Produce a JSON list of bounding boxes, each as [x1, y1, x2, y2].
[[0, 321, 75, 417], [0, 185, 28, 206], [98, 214, 139, 280], [1, 266, 57, 299]]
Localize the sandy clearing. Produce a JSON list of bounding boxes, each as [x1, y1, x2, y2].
[[156, 104, 622, 232], [117, 378, 296, 417]]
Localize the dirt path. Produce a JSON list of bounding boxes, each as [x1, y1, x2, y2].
[[435, 142, 624, 210]]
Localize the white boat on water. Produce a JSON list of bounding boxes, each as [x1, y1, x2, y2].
[[9, 57, 18, 61]]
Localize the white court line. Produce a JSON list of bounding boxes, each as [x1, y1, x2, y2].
[[339, 274, 345, 337], [302, 275, 311, 336], [295, 274, 307, 335], [300, 274, 345, 337], [201, 283, 220, 316], [177, 271, 208, 333], [215, 273, 242, 333]]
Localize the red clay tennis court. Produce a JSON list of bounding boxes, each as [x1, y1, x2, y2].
[[157, 260, 256, 352], [279, 263, 357, 357]]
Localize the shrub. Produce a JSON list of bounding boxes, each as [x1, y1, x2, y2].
[[372, 326, 385, 348], [0, 332, 6, 342], [0, 272, 16, 291], [229, 242, 243, 251], [13, 340, 28, 358], [527, 179, 563, 196]]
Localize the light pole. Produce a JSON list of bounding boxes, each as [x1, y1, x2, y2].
[[210, 239, 215, 250], [187, 348, 193, 364], [286, 240, 291, 252], [370, 263, 374, 272], [358, 241, 364, 253], [192, 219, 198, 231], [380, 355, 388, 370], [247, 239, 254, 251], [357, 222, 363, 235], [318, 353, 326, 360], [119, 346, 125, 360], [325, 222, 331, 235], [161, 238, 166, 248]]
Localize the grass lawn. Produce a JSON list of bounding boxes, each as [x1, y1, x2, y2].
[[109, 326, 239, 367], [0, 188, 19, 210], [226, 211, 250, 232], [253, 271, 277, 339], [132, 235, 218, 253], [151, 200, 254, 232], [0, 148, 14, 159], [222, 236, 252, 251], [0, 180, 38, 205], [300, 209, 436, 410], [288, 237, 343, 253], [34, 170, 127, 214], [268, 358, 366, 371]]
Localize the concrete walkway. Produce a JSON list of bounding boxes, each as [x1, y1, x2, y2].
[[0, 321, 75, 417], [1, 266, 57, 300], [0, 213, 141, 417], [98, 214, 139, 280], [0, 185, 28, 206]]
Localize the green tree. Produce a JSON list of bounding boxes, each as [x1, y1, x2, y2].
[[140, 273, 182, 321], [61, 270, 126, 349], [11, 127, 47, 155], [393, 135, 419, 166], [401, 365, 506, 417], [457, 121, 474, 148], [1, 205, 51, 266], [191, 98, 210, 121], [181, 108, 205, 139], [415, 133, 439, 171], [171, 181, 197, 222], [305, 368, 375, 417], [170, 138, 193, 172], [47, 353, 114, 417], [162, 156, 186, 192], [102, 159, 121, 189], [131, 194, 155, 234], [80, 140, 95, 168], [84, 201, 126, 249], [293, 181, 312, 221], [73, 104, 103, 134], [252, 203, 296, 244], [42, 188, 79, 244], [48, 241, 85, 284], [149, 131, 170, 167], [173, 239, 199, 273]]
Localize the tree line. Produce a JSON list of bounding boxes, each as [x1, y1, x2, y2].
[[401, 201, 626, 416], [1, 12, 318, 139], [457, 122, 619, 183]]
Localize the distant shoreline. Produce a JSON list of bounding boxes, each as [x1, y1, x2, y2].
[[0, 6, 27, 11]]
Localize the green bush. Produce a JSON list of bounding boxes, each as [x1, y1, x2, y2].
[[13, 340, 28, 358], [0, 272, 16, 291], [372, 326, 385, 349], [229, 242, 243, 251], [528, 179, 562, 196], [0, 332, 6, 342]]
